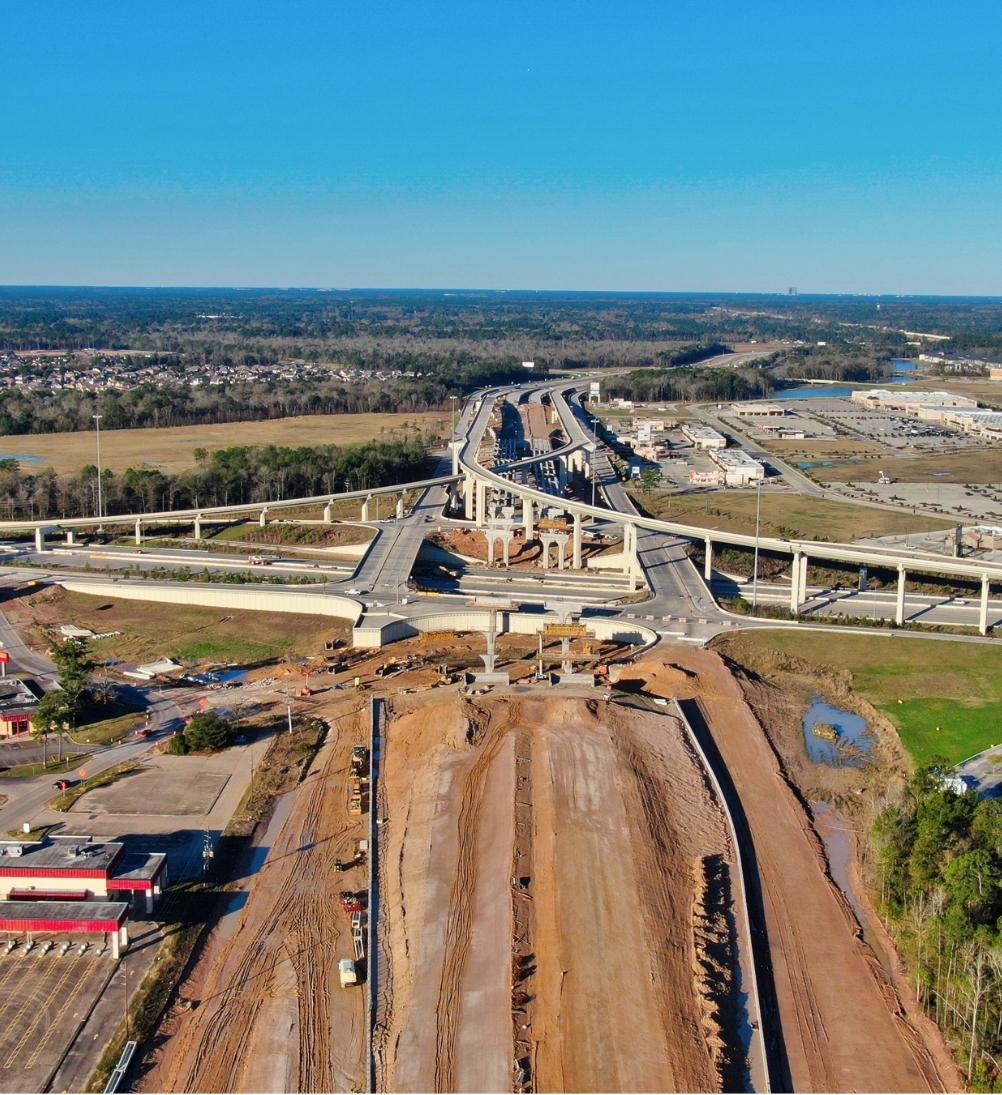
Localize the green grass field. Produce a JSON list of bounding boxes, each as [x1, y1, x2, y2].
[[721, 630, 1002, 766]]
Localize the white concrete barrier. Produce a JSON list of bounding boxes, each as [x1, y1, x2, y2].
[[60, 579, 363, 623]]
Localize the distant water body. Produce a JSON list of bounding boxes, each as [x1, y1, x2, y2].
[[774, 359, 919, 400]]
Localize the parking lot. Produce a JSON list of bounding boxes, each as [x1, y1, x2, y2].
[[0, 944, 113, 1092]]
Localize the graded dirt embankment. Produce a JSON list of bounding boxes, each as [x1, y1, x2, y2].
[[632, 648, 954, 1094], [374, 693, 741, 1094], [135, 704, 369, 1094]]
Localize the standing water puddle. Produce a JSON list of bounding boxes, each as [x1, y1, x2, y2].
[[803, 696, 873, 767]]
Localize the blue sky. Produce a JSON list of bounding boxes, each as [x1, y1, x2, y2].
[[2, 1, 1000, 292]]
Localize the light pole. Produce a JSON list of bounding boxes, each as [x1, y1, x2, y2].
[[751, 477, 762, 611], [93, 414, 104, 520]]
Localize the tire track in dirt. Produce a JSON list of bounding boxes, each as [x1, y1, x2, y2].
[[433, 709, 511, 1092], [138, 708, 368, 1095]]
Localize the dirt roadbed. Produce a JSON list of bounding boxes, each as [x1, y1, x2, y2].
[[634, 649, 955, 1093], [374, 693, 744, 1093], [135, 705, 369, 1094]]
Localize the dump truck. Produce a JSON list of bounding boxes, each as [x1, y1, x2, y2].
[[338, 958, 358, 988]]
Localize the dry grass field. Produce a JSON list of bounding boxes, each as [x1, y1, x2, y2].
[[809, 449, 1002, 485], [0, 412, 450, 474], [633, 486, 954, 540]]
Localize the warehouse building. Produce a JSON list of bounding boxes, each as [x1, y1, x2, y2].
[[709, 448, 766, 486], [681, 423, 727, 450]]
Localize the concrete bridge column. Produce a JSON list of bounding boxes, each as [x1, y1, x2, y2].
[[34, 527, 46, 553], [522, 497, 534, 540], [395, 496, 404, 520], [703, 535, 713, 581], [134, 519, 143, 546], [323, 502, 333, 523], [980, 575, 990, 635], [194, 514, 203, 540], [64, 529, 75, 545], [450, 440, 462, 476], [798, 552, 809, 604], [858, 565, 868, 593], [572, 512, 583, 569], [789, 551, 802, 613], [475, 480, 487, 528], [361, 496, 371, 522], [259, 508, 268, 527], [626, 524, 639, 591], [896, 565, 907, 626], [464, 476, 475, 521]]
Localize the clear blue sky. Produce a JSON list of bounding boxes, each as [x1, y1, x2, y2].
[[3, 1, 1001, 293]]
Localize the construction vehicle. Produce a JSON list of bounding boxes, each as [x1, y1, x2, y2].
[[350, 745, 369, 777], [338, 889, 367, 913], [338, 958, 359, 988]]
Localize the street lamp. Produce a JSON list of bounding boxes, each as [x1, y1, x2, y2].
[[93, 414, 104, 520], [751, 477, 763, 611]]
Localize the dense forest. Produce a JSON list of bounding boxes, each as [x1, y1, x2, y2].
[[603, 365, 775, 403], [0, 438, 429, 520], [868, 763, 1002, 1087]]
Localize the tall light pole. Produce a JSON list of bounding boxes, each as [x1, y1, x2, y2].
[[751, 477, 763, 611], [93, 414, 104, 520]]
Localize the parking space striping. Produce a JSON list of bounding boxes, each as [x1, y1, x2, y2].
[[23, 960, 98, 1070], [0, 959, 64, 1051], [0, 950, 34, 997], [4, 957, 87, 1069], [0, 952, 51, 1029]]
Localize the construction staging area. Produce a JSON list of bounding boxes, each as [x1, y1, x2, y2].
[[125, 646, 958, 1093]]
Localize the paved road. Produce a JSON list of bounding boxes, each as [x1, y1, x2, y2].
[[0, 584, 183, 833]]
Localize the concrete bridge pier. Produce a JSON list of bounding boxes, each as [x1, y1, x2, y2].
[[193, 514, 203, 540], [703, 536, 713, 581], [540, 532, 569, 571], [485, 529, 515, 567], [323, 501, 333, 523], [626, 524, 639, 591], [64, 529, 75, 545], [34, 527, 46, 553], [858, 565, 868, 593], [134, 519, 143, 545], [395, 496, 404, 520], [981, 575, 991, 635], [572, 512, 583, 569], [896, 565, 907, 626], [450, 440, 462, 476], [522, 497, 534, 540], [798, 552, 809, 604], [789, 551, 802, 613], [464, 476, 475, 521], [361, 496, 371, 522], [475, 480, 487, 528], [259, 508, 269, 527]]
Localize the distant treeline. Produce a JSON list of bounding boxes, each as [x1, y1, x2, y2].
[[603, 366, 775, 404], [0, 359, 528, 435], [0, 438, 429, 520]]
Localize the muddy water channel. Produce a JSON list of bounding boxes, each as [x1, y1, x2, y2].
[[803, 695, 874, 767]]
